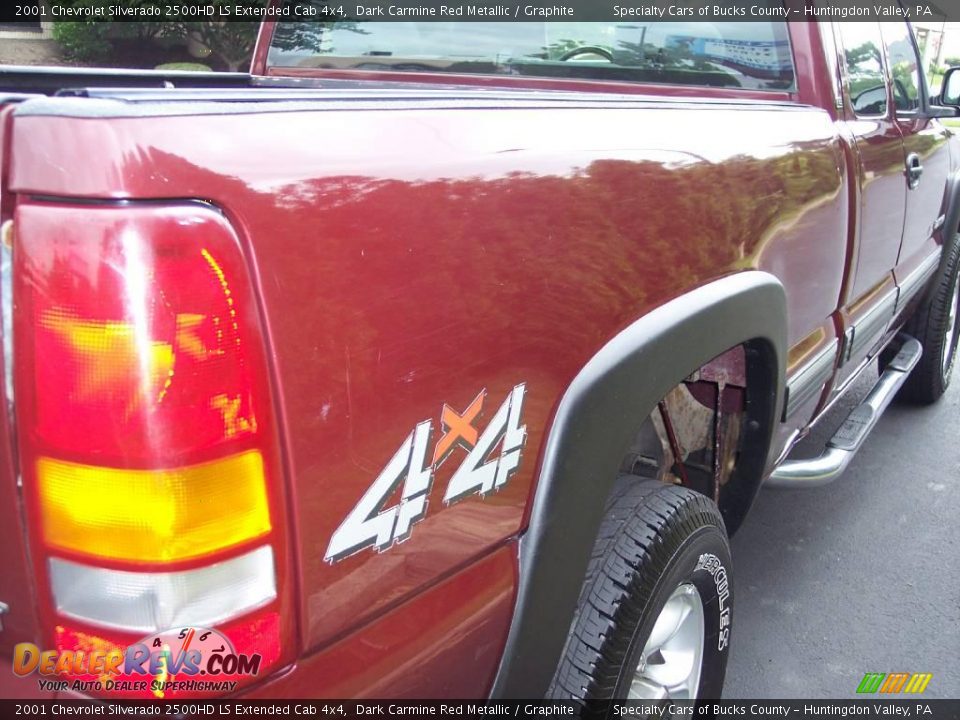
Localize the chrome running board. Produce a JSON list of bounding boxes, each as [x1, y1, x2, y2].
[[767, 337, 922, 489]]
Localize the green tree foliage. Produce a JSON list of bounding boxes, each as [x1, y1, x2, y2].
[[50, 0, 262, 69], [135, 0, 263, 71], [177, 20, 260, 71], [51, 0, 170, 61], [50, 0, 114, 61]]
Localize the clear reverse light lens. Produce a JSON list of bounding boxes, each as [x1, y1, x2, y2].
[[49, 545, 276, 633]]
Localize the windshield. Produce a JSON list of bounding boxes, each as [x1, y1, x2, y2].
[[268, 15, 795, 91]]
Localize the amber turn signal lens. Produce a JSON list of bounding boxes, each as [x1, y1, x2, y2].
[[37, 450, 271, 563]]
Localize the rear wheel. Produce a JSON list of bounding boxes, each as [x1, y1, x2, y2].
[[893, 235, 960, 404], [547, 478, 732, 714]]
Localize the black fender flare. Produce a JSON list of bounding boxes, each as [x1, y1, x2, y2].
[[910, 167, 960, 312], [489, 271, 787, 698], [936, 167, 960, 281], [941, 168, 960, 251]]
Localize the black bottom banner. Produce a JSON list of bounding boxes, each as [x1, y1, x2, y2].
[[2, 699, 960, 719]]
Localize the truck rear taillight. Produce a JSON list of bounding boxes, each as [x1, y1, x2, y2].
[[13, 202, 293, 697]]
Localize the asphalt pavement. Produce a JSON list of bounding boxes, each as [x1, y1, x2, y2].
[[725, 365, 960, 699]]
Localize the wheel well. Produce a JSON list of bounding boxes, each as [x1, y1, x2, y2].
[[619, 338, 777, 536], [489, 272, 785, 698]]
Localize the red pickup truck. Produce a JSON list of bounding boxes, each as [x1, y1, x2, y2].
[[0, 13, 958, 705]]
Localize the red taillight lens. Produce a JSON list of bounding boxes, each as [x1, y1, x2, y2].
[[25, 207, 264, 461], [14, 202, 293, 697]]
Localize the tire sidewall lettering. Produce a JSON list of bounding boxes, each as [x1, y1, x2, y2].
[[694, 551, 732, 652]]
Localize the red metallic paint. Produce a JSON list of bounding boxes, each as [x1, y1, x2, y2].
[[899, 116, 952, 266], [244, 544, 516, 699], [0, 106, 42, 659], [8, 94, 848, 668], [846, 116, 908, 303]]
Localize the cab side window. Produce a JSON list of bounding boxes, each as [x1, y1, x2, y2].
[[882, 22, 922, 113], [839, 23, 888, 117]]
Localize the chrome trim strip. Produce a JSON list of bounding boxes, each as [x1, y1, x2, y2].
[[784, 339, 838, 419], [897, 251, 942, 313], [850, 291, 897, 358]]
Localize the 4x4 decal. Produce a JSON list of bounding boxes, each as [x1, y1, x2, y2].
[[324, 384, 527, 563]]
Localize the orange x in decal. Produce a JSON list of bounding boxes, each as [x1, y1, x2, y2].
[[432, 390, 486, 466]]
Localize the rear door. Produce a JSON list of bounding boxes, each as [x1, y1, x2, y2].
[[833, 22, 905, 388], [882, 21, 951, 287]]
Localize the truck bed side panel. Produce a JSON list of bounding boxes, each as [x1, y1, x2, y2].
[[8, 98, 846, 685]]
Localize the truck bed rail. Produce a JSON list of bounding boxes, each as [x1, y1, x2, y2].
[[0, 64, 251, 95]]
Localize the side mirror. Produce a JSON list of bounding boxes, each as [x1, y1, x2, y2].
[[941, 67, 960, 106]]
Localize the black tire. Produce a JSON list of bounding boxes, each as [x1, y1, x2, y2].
[[893, 234, 960, 404], [548, 477, 733, 712]]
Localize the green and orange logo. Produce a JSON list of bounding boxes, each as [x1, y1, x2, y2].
[[857, 673, 933, 694]]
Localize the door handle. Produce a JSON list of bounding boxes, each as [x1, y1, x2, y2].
[[906, 152, 924, 189]]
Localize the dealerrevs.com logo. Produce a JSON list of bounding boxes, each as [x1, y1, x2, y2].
[[12, 626, 260, 697]]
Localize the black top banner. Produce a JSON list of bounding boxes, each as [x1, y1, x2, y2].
[[2, 700, 960, 718], [0, 0, 956, 23]]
